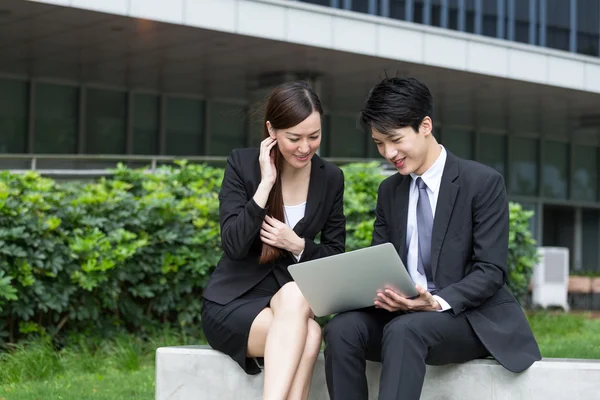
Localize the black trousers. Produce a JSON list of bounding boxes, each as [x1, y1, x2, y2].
[[323, 307, 490, 400]]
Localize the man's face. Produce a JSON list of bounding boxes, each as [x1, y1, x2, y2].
[[371, 119, 432, 176]]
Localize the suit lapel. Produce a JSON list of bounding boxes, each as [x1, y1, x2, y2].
[[293, 155, 326, 236], [395, 175, 411, 266], [430, 153, 459, 278]]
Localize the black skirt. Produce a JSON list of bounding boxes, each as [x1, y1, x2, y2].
[[201, 269, 292, 375]]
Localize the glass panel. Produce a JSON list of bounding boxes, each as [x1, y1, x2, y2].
[[390, 0, 407, 20], [572, 145, 598, 202], [166, 97, 204, 156], [208, 101, 247, 156], [132, 94, 159, 155], [542, 141, 569, 199], [546, 0, 571, 51], [577, 0, 600, 57], [542, 205, 574, 268], [514, 0, 530, 43], [441, 127, 473, 159], [85, 88, 127, 154], [431, 0, 443, 26], [34, 83, 78, 154], [509, 137, 538, 196], [582, 209, 600, 272], [448, 0, 460, 30], [299, 0, 332, 6], [414, 0, 424, 23], [465, 0, 476, 33], [351, 0, 369, 13], [329, 115, 365, 158], [0, 78, 28, 153], [478, 133, 506, 175], [482, 0, 499, 38]]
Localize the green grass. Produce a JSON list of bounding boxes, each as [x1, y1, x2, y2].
[[1, 365, 154, 400], [0, 328, 201, 400], [527, 311, 600, 359], [0, 312, 598, 399]]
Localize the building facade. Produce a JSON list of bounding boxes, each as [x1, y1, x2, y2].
[[1, 0, 600, 273]]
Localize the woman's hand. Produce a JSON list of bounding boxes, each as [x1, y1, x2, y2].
[[259, 137, 277, 188], [253, 137, 278, 208], [260, 216, 305, 256]]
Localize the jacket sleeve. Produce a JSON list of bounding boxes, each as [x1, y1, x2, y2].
[[219, 150, 267, 260], [371, 182, 390, 246], [298, 169, 346, 261], [435, 173, 509, 316]]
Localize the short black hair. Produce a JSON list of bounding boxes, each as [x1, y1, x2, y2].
[[360, 76, 433, 135]]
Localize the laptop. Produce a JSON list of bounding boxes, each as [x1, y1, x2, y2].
[[288, 243, 418, 317]]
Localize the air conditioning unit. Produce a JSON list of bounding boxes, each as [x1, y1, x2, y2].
[[531, 247, 570, 311]]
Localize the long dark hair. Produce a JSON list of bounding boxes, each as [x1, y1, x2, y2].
[[259, 81, 323, 264]]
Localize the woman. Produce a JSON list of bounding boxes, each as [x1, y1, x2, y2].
[[201, 81, 346, 400]]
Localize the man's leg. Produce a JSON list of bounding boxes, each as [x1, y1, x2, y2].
[[379, 311, 489, 400], [323, 308, 395, 400]]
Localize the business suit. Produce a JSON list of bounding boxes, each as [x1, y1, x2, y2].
[[324, 150, 541, 399], [202, 147, 346, 373]]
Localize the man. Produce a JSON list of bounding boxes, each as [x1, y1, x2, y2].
[[323, 77, 541, 400]]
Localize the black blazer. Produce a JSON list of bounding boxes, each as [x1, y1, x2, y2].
[[373, 151, 541, 373], [202, 148, 346, 305]]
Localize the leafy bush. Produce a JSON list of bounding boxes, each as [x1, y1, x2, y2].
[[0, 162, 221, 344], [0, 161, 537, 344]]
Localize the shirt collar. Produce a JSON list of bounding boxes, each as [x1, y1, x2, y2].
[[410, 145, 447, 194]]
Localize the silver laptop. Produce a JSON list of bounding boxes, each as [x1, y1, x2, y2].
[[288, 243, 418, 317]]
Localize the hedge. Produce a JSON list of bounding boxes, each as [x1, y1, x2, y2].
[[0, 161, 537, 344]]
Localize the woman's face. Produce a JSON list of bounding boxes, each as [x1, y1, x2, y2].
[[268, 111, 322, 170]]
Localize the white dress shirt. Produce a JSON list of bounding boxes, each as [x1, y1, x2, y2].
[[284, 202, 306, 261], [407, 145, 452, 312]]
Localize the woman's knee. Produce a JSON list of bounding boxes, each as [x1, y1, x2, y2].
[[306, 319, 323, 351], [271, 282, 311, 317]]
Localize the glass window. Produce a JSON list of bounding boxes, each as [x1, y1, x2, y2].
[[542, 141, 569, 199], [85, 88, 127, 154], [329, 115, 365, 158], [390, 0, 407, 20], [465, 0, 476, 33], [448, 0, 461, 30], [577, 0, 600, 57], [351, 0, 369, 13], [208, 101, 247, 156], [132, 94, 159, 155], [299, 0, 332, 6], [582, 209, 600, 272], [431, 0, 443, 26], [546, 0, 571, 51], [572, 145, 598, 202], [34, 83, 78, 154], [478, 133, 506, 176], [482, 0, 499, 38], [0, 78, 28, 154], [441, 127, 473, 159], [514, 0, 531, 43], [414, 0, 425, 23], [166, 97, 204, 156], [509, 137, 538, 196]]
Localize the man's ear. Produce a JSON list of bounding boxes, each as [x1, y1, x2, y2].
[[266, 121, 276, 139], [420, 116, 433, 136]]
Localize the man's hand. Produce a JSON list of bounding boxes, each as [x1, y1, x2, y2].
[[260, 215, 305, 256], [374, 285, 441, 312]]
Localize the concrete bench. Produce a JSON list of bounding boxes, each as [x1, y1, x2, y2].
[[156, 346, 600, 399]]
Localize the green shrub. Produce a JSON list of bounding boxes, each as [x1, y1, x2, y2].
[[0, 161, 537, 344], [0, 162, 222, 344]]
